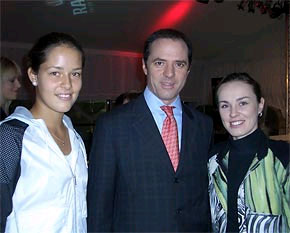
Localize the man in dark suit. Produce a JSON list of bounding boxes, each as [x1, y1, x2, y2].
[[87, 28, 213, 232]]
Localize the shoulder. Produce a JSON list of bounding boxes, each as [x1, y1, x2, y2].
[[183, 103, 213, 124], [0, 119, 29, 150], [97, 96, 145, 121], [94, 106, 128, 124], [268, 139, 289, 168], [183, 104, 214, 143], [207, 141, 229, 175], [182, 104, 214, 147], [0, 118, 29, 134], [93, 106, 132, 134], [0, 119, 28, 182], [210, 140, 228, 158]]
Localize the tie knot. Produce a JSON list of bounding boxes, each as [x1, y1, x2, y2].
[[161, 105, 175, 117]]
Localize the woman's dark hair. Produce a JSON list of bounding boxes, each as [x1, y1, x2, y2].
[[216, 72, 263, 105], [27, 32, 85, 73], [143, 28, 192, 70]]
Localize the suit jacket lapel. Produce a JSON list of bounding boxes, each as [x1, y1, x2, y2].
[[131, 96, 176, 175], [177, 104, 198, 174]]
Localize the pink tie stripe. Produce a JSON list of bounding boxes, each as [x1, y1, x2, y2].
[[160, 105, 179, 172]]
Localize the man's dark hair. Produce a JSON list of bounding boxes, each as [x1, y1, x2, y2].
[[143, 28, 192, 69]]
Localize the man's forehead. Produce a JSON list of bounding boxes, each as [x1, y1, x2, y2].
[[150, 38, 187, 48], [148, 42, 188, 64]]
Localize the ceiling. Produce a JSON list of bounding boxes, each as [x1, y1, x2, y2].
[[1, 0, 284, 60]]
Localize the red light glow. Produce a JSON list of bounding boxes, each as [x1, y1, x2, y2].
[[150, 1, 194, 32]]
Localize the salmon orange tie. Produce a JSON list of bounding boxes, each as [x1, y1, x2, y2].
[[161, 106, 179, 171]]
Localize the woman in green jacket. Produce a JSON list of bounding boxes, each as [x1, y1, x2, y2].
[[208, 72, 289, 233]]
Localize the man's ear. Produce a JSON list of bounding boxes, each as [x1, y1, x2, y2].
[[142, 59, 147, 76], [27, 67, 38, 86]]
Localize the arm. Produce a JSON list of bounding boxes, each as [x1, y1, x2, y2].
[[0, 163, 15, 233], [0, 120, 27, 232], [276, 141, 290, 229], [269, 139, 290, 229], [87, 114, 117, 232], [282, 163, 290, 229], [206, 117, 214, 232]]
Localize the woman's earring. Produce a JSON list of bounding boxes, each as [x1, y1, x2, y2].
[[258, 112, 263, 117], [32, 80, 38, 86]]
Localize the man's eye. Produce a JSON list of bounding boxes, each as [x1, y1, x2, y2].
[[154, 61, 164, 66], [176, 62, 185, 68], [72, 72, 81, 78]]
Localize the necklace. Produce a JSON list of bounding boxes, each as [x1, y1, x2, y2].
[[50, 131, 65, 146]]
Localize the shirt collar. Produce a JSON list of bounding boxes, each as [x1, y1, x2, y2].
[[144, 86, 182, 113]]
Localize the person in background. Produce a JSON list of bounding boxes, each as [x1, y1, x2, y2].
[[87, 28, 213, 232], [208, 72, 289, 233], [0, 32, 88, 233], [0, 57, 21, 120], [114, 90, 141, 106]]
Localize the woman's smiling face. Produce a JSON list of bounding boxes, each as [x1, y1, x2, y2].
[[28, 45, 82, 114], [217, 80, 264, 140]]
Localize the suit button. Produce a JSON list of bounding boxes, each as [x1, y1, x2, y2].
[[174, 177, 179, 183], [176, 208, 182, 214]]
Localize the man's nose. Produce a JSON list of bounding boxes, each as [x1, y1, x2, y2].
[[164, 64, 174, 78]]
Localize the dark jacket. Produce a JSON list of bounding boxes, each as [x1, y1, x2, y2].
[[87, 95, 213, 232]]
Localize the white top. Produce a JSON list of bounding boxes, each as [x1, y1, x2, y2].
[[2, 107, 88, 233]]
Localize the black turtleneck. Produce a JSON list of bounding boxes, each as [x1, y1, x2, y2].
[[226, 129, 261, 233]]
